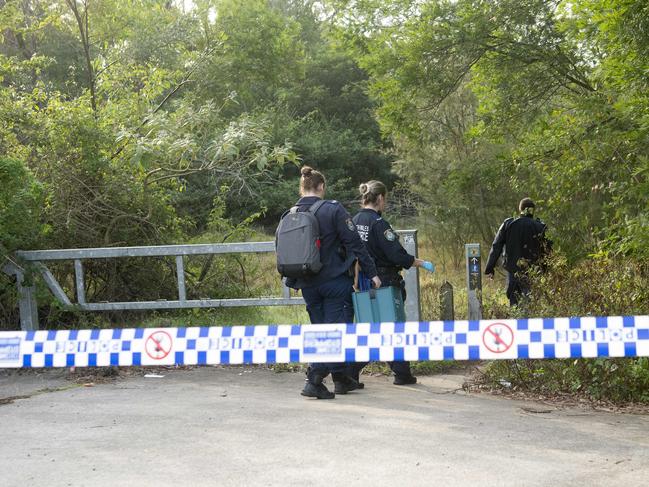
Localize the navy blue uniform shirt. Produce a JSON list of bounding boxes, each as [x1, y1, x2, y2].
[[290, 197, 377, 289], [485, 215, 551, 274], [352, 208, 415, 270]]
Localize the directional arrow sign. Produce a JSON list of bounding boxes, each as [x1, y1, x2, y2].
[[466, 243, 482, 319]]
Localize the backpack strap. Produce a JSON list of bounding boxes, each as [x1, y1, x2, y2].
[[307, 199, 327, 215], [278, 207, 295, 222], [285, 200, 326, 216]]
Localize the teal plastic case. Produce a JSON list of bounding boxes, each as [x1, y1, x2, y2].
[[352, 286, 406, 323]]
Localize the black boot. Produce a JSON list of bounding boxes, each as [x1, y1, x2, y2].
[[352, 372, 365, 390], [301, 370, 335, 399], [390, 361, 415, 386], [332, 373, 360, 395], [393, 375, 417, 386], [301, 382, 335, 399], [350, 364, 366, 389]]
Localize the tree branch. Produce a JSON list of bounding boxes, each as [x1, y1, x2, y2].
[[65, 0, 97, 114]]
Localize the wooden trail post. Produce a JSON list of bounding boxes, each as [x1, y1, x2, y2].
[[439, 281, 454, 321]]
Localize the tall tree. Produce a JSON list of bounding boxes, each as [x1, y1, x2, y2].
[[332, 0, 649, 259]]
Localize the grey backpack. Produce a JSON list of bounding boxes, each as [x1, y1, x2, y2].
[[275, 200, 326, 278]]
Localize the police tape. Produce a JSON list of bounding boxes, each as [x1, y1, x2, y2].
[[0, 316, 648, 369]]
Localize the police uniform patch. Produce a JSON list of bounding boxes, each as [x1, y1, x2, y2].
[[384, 229, 396, 241], [346, 219, 355, 232]]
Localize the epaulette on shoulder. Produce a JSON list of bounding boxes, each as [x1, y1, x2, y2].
[[502, 217, 515, 231]]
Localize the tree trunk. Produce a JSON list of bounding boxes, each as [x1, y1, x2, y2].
[[65, 0, 97, 115]]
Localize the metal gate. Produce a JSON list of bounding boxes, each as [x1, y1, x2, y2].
[[3, 231, 420, 331]]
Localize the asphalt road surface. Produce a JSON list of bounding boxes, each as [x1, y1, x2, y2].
[[1, 367, 648, 487]]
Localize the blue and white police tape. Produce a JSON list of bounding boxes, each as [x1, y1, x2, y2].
[[0, 316, 648, 369]]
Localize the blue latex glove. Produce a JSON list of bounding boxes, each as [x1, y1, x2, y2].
[[422, 261, 435, 273]]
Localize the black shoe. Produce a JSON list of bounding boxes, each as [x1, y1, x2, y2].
[[334, 376, 360, 394], [393, 375, 417, 386], [301, 382, 335, 399], [351, 374, 365, 389]]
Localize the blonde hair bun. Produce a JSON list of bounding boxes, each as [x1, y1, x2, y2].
[[301, 166, 313, 177], [359, 180, 387, 206]]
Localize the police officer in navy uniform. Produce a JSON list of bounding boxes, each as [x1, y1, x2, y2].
[[287, 166, 381, 399], [352, 180, 435, 386], [485, 198, 552, 306]]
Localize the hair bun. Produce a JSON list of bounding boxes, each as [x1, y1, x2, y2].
[[301, 166, 313, 177], [359, 183, 368, 195]]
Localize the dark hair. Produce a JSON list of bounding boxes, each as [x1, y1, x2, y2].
[[519, 197, 535, 214], [299, 166, 326, 196], [359, 180, 387, 206]]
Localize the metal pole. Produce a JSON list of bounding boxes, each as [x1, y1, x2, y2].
[[74, 259, 86, 304], [37, 263, 72, 306], [175, 255, 187, 302], [399, 230, 420, 322], [16, 268, 39, 331], [465, 243, 482, 320], [281, 279, 291, 300]]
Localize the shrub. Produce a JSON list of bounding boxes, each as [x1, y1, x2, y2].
[[482, 256, 649, 403], [0, 157, 45, 253], [0, 157, 45, 329]]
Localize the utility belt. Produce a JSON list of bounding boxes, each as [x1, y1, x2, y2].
[[376, 266, 401, 275], [376, 267, 403, 288], [354, 264, 403, 291]]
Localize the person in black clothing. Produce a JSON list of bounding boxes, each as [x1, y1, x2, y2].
[[286, 166, 381, 399], [351, 180, 435, 386], [484, 198, 551, 306]]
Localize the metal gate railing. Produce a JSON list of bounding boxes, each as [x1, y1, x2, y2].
[[3, 231, 420, 331]]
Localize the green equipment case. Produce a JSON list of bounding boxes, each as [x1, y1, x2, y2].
[[352, 286, 406, 323]]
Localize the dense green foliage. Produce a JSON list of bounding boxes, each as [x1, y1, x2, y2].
[[0, 157, 44, 253], [333, 0, 649, 260], [0, 0, 392, 327]]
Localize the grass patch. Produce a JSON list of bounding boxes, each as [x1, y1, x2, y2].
[[360, 360, 456, 377], [136, 305, 311, 328]]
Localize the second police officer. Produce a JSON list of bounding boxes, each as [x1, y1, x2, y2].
[[352, 180, 435, 386]]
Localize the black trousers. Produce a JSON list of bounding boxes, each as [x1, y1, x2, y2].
[[301, 274, 354, 383], [506, 271, 531, 306]]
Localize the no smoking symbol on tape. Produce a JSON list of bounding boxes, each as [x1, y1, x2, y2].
[[145, 331, 173, 360], [482, 323, 514, 353]]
